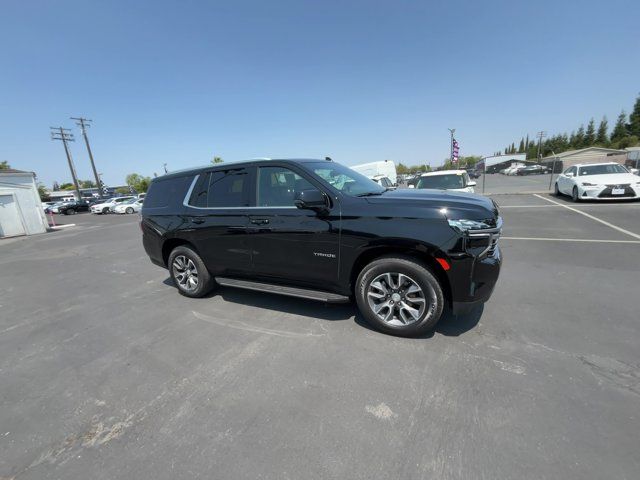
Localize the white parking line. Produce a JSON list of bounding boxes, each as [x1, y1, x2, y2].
[[533, 194, 640, 240], [502, 236, 640, 244], [498, 205, 561, 208]]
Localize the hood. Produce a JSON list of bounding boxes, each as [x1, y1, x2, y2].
[[578, 173, 639, 185], [364, 188, 499, 219]]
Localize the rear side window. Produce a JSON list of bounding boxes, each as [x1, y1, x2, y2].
[[145, 175, 192, 208], [188, 173, 211, 207], [207, 169, 250, 207]]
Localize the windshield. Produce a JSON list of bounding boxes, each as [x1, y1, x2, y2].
[[417, 174, 465, 189], [578, 164, 628, 176], [307, 162, 385, 196]]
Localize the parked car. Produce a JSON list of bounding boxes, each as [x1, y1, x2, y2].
[[411, 170, 477, 193], [516, 165, 547, 175], [141, 159, 502, 337], [41, 201, 57, 212], [57, 200, 90, 215], [371, 175, 396, 189], [113, 198, 144, 214], [45, 202, 69, 214], [554, 162, 640, 201], [91, 196, 137, 214]]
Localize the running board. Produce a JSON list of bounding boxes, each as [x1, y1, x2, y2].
[[215, 277, 350, 303]]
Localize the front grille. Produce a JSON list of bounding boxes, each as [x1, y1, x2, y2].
[[599, 184, 635, 198]]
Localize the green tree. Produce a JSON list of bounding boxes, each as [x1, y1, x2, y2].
[[0, 160, 10, 170], [125, 173, 153, 193], [574, 125, 585, 148], [211, 156, 224, 164], [610, 111, 628, 142], [584, 119, 596, 146], [518, 138, 525, 153], [115, 186, 130, 194], [37, 183, 49, 201], [616, 135, 639, 149], [396, 162, 409, 175], [596, 116, 609, 145], [80, 179, 96, 188], [628, 95, 640, 138], [59, 183, 75, 190]]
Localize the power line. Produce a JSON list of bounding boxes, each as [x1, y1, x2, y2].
[[50, 127, 82, 201], [71, 116, 103, 197]]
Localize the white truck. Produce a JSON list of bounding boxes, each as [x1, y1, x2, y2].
[[351, 160, 397, 186]]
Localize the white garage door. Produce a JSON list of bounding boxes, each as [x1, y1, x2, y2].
[[0, 194, 26, 238]]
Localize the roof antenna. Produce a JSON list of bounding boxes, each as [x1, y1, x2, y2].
[[325, 156, 332, 161]]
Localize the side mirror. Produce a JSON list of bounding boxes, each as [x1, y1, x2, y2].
[[565, 172, 574, 177], [468, 181, 477, 187], [294, 189, 327, 212]]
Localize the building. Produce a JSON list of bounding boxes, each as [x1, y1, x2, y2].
[[0, 169, 48, 238], [540, 147, 628, 172], [476, 154, 533, 173], [47, 185, 132, 201], [624, 147, 640, 170]]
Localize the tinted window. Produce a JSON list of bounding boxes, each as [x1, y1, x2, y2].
[[208, 169, 249, 207], [188, 172, 211, 207], [145, 176, 192, 208], [257, 166, 315, 207], [578, 164, 628, 176]]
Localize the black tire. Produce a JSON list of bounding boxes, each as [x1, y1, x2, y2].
[[572, 186, 580, 202], [355, 255, 444, 337], [125, 207, 134, 214], [66, 208, 76, 215], [168, 245, 215, 298], [102, 207, 110, 214], [554, 182, 561, 196]]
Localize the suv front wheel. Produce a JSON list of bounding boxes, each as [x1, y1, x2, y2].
[[356, 256, 444, 337], [168, 246, 215, 298]]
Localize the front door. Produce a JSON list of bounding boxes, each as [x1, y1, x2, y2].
[[248, 164, 340, 290], [182, 168, 253, 276]]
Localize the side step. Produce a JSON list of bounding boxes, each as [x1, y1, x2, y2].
[[215, 277, 350, 303]]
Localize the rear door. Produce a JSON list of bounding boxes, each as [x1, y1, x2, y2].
[[183, 167, 253, 276], [248, 164, 340, 289]]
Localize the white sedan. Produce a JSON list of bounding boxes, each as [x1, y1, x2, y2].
[[113, 198, 144, 214], [554, 162, 640, 201], [411, 170, 476, 193]]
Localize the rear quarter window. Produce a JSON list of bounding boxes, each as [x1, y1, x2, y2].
[[144, 175, 193, 209]]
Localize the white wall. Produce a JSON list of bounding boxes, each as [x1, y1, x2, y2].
[[0, 173, 48, 236]]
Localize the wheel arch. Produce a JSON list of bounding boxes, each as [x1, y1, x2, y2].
[[348, 243, 453, 308], [161, 238, 199, 267]]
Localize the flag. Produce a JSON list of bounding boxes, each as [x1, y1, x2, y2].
[[452, 139, 460, 163]]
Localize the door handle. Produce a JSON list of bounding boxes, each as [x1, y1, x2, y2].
[[250, 218, 270, 225], [191, 218, 205, 224]]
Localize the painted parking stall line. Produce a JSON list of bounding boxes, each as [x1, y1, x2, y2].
[[533, 194, 640, 241], [502, 236, 640, 244]]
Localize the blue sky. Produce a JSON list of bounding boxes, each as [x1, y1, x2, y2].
[[1, 0, 639, 187]]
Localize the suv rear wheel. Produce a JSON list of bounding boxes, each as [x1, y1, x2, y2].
[[168, 246, 215, 298], [355, 256, 444, 337]]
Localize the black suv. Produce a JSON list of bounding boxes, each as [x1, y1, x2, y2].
[[141, 159, 502, 336], [57, 200, 90, 215]]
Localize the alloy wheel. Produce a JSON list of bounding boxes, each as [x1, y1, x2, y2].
[[367, 272, 426, 326], [172, 255, 199, 292]]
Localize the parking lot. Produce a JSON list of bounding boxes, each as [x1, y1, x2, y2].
[[1, 196, 639, 479]]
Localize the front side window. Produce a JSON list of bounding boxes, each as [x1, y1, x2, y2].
[[306, 162, 385, 196], [257, 166, 315, 207]]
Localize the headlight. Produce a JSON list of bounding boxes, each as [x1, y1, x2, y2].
[[581, 182, 596, 186], [447, 218, 494, 233]]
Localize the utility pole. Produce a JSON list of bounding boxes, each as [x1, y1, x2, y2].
[[536, 131, 547, 162], [71, 116, 102, 197], [448, 128, 456, 167], [50, 127, 82, 201]]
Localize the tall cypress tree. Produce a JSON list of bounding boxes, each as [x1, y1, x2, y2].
[[575, 125, 586, 148], [610, 111, 628, 142], [628, 95, 640, 137], [596, 116, 608, 145], [584, 119, 596, 146], [518, 138, 525, 152]]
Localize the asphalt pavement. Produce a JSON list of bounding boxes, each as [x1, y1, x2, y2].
[[1, 198, 639, 479]]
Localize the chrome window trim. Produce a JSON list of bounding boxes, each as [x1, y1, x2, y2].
[[182, 173, 299, 210]]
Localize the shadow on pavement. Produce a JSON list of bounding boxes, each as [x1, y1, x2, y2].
[[164, 277, 484, 337]]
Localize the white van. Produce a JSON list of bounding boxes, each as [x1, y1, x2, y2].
[[351, 160, 397, 185]]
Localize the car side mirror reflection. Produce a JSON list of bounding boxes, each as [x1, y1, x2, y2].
[[566, 172, 574, 177], [294, 189, 328, 212]]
